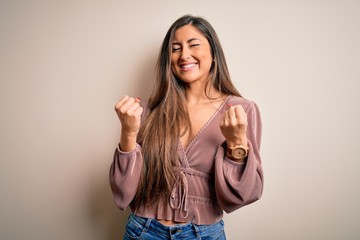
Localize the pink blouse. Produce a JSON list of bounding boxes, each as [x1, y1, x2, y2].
[[109, 95, 263, 225]]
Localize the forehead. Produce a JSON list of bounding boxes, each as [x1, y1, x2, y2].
[[172, 24, 206, 42]]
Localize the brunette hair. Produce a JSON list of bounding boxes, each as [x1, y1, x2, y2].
[[133, 15, 241, 209]]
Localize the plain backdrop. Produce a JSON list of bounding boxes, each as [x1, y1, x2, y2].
[[1, 0, 359, 239]]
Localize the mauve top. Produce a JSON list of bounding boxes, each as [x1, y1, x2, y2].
[[109, 95, 263, 225]]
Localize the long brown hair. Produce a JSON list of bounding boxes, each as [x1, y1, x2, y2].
[[133, 15, 241, 209]]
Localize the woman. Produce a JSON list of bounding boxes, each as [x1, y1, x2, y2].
[[110, 15, 263, 239]]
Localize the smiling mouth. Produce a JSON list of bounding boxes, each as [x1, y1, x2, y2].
[[180, 63, 197, 70]]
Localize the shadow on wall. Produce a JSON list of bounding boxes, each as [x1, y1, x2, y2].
[[88, 51, 157, 239]]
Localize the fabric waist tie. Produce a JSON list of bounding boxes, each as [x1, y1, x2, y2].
[[170, 171, 189, 218]]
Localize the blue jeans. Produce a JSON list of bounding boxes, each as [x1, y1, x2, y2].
[[123, 213, 226, 240]]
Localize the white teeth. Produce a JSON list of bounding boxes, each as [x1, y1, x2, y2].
[[181, 63, 196, 69]]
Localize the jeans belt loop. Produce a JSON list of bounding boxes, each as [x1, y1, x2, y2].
[[192, 222, 201, 239], [144, 217, 152, 232]]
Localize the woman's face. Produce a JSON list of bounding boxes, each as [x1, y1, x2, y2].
[[171, 24, 213, 85]]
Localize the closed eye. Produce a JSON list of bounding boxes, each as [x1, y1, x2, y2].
[[190, 44, 200, 47], [172, 47, 181, 52]]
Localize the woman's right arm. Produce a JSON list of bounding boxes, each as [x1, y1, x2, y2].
[[109, 96, 144, 210]]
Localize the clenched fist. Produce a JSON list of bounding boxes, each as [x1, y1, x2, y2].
[[114, 95, 143, 151], [220, 104, 248, 147]]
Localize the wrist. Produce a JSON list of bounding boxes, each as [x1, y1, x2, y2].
[[119, 132, 137, 152], [226, 137, 248, 148]]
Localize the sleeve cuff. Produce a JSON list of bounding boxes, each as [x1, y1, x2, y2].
[[116, 143, 140, 154]]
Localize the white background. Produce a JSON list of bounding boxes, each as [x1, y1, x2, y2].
[[1, 0, 359, 239]]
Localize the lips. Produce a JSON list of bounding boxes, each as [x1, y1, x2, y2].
[[179, 62, 197, 71]]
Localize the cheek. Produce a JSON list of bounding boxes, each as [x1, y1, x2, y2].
[[200, 55, 213, 70], [170, 62, 177, 75], [170, 59, 179, 77], [170, 56, 178, 68], [198, 49, 213, 65]]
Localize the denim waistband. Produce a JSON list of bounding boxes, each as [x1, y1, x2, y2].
[[127, 213, 226, 239], [128, 213, 202, 238]]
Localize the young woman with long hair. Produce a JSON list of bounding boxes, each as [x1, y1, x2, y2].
[[110, 15, 263, 239]]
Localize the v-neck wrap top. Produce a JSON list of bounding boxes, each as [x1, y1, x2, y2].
[[109, 95, 263, 225]]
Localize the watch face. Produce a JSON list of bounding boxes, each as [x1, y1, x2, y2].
[[233, 147, 246, 159]]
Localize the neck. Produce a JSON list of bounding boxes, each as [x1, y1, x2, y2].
[[184, 82, 222, 105]]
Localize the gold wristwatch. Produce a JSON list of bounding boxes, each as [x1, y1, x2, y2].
[[226, 144, 249, 160]]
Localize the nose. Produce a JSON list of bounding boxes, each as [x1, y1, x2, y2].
[[180, 47, 191, 60]]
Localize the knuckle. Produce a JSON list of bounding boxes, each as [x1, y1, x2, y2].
[[114, 102, 121, 110], [119, 107, 128, 114], [126, 109, 134, 116]]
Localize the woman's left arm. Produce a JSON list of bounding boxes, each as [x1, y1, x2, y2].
[[215, 101, 263, 213]]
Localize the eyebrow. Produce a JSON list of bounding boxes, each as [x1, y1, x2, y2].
[[172, 38, 202, 45]]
